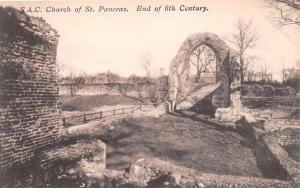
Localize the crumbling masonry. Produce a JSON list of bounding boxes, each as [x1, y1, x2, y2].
[[168, 33, 238, 111], [0, 7, 62, 170]]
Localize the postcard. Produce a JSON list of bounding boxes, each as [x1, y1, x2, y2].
[[0, 0, 299, 187]]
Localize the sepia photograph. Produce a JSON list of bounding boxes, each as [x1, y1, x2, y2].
[[0, 0, 299, 187]]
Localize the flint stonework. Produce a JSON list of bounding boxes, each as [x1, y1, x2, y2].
[[168, 32, 238, 111]]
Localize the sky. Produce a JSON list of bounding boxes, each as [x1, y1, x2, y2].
[[2, 0, 300, 80]]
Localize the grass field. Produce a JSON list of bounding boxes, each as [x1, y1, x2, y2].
[[101, 113, 264, 177], [61, 94, 140, 111]]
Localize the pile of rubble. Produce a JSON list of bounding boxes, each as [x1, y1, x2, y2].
[[214, 91, 300, 133], [214, 92, 260, 127]]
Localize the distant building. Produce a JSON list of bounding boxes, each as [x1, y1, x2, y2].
[[286, 68, 300, 79], [247, 72, 273, 82], [160, 68, 165, 77]]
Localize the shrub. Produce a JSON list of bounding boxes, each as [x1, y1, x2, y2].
[[240, 85, 251, 96], [241, 84, 297, 97], [274, 87, 296, 96], [252, 84, 264, 96], [284, 77, 300, 92], [262, 85, 275, 97], [282, 86, 296, 96], [274, 88, 284, 96]]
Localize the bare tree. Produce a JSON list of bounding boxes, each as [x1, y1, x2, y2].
[[281, 62, 288, 83], [128, 74, 149, 99], [142, 54, 151, 79], [229, 19, 258, 84], [260, 62, 272, 81], [106, 70, 117, 84], [68, 72, 85, 96], [266, 0, 300, 26], [190, 45, 216, 83], [55, 63, 64, 76], [55, 63, 64, 85], [243, 56, 259, 82]]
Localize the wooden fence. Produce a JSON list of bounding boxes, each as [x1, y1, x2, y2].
[[241, 96, 299, 108], [63, 104, 142, 127]]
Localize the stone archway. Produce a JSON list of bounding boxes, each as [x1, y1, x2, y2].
[[168, 32, 238, 111]]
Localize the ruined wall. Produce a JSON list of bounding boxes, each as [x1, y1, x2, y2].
[[168, 33, 238, 110], [130, 157, 291, 188], [263, 133, 300, 181], [0, 7, 62, 170], [277, 128, 300, 146]]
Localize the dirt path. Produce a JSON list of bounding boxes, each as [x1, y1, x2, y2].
[[101, 113, 263, 177]]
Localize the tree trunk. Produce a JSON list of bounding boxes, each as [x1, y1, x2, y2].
[[240, 56, 244, 84], [70, 84, 74, 96], [196, 70, 201, 83]]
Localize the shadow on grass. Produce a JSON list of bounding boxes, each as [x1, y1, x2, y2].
[[168, 111, 291, 180], [170, 110, 237, 132]]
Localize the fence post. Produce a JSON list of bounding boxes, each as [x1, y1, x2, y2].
[[132, 107, 134, 113], [83, 114, 87, 123], [139, 103, 142, 110], [100, 111, 102, 119], [113, 110, 115, 115], [63, 118, 66, 127], [123, 108, 125, 114]]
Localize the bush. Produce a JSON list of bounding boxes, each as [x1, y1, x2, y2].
[[274, 88, 284, 96], [275, 87, 296, 96], [240, 85, 251, 96], [241, 84, 297, 97], [284, 77, 300, 92], [262, 85, 275, 97], [282, 86, 296, 96], [252, 84, 264, 96]]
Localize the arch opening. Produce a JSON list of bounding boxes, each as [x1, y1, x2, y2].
[[168, 33, 238, 112], [189, 44, 218, 88]]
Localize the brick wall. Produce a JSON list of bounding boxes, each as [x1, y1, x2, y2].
[[0, 7, 63, 170]]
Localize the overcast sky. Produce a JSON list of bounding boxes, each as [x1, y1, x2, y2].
[[3, 0, 300, 80]]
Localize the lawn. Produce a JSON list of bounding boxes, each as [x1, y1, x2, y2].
[[101, 113, 263, 177], [61, 94, 140, 111]]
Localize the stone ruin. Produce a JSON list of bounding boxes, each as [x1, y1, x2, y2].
[[0, 7, 62, 170], [167, 32, 238, 112]]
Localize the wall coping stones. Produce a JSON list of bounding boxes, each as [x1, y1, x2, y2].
[[129, 156, 292, 188], [263, 133, 300, 181], [0, 7, 58, 45]]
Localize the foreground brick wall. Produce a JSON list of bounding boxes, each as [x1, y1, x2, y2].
[[0, 7, 62, 170]]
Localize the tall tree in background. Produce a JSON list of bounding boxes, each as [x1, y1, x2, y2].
[[260, 62, 272, 81], [243, 56, 259, 82], [142, 54, 151, 79], [55, 63, 64, 85], [229, 19, 258, 84], [106, 70, 117, 84], [190, 45, 216, 83], [68, 72, 85, 96], [266, 0, 300, 26]]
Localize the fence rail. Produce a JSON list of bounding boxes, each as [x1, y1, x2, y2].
[[241, 96, 299, 108], [63, 104, 142, 127]]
